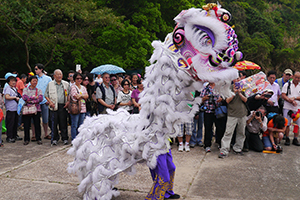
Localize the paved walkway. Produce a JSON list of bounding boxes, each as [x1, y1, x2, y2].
[[1, 128, 300, 199]]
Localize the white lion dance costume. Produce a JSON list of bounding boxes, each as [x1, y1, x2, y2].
[[67, 3, 243, 200]]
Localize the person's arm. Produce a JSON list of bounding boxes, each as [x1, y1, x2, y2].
[[45, 97, 55, 109], [226, 94, 235, 104], [97, 98, 113, 109], [269, 132, 277, 150], [246, 112, 255, 125]]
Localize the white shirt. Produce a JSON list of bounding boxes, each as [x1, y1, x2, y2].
[[282, 81, 300, 111], [117, 90, 133, 111], [267, 82, 281, 106]]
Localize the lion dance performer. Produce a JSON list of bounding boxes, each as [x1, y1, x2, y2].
[[67, 3, 243, 200]]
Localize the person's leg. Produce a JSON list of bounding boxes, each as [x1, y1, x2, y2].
[[58, 105, 68, 141], [283, 109, 291, 145], [70, 114, 79, 140], [177, 123, 184, 151], [5, 111, 14, 141], [164, 150, 177, 199], [12, 111, 18, 139], [190, 117, 198, 147], [50, 110, 59, 142], [33, 112, 42, 142], [215, 115, 227, 147], [220, 116, 238, 155], [77, 113, 85, 136], [233, 116, 247, 153], [197, 112, 204, 146], [262, 136, 272, 150], [184, 120, 193, 151], [248, 133, 264, 152], [31, 118, 36, 140], [204, 113, 214, 148], [41, 104, 49, 137], [23, 115, 31, 142]]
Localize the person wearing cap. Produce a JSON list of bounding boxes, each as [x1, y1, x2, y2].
[[276, 69, 293, 91], [3, 72, 17, 91], [3, 75, 20, 143], [265, 70, 281, 114], [246, 89, 274, 112], [34, 63, 52, 140], [281, 71, 300, 146]]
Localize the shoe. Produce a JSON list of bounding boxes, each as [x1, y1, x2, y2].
[[218, 152, 227, 159], [233, 150, 244, 156], [63, 140, 68, 145], [52, 140, 57, 146], [284, 137, 290, 146], [31, 137, 37, 142], [37, 140, 42, 145], [178, 144, 184, 152], [198, 142, 204, 147], [165, 194, 180, 199], [189, 143, 195, 148], [6, 138, 16, 143], [292, 138, 300, 146], [44, 135, 51, 140], [205, 147, 211, 153], [18, 126, 24, 131], [242, 148, 249, 152], [23, 141, 29, 145], [185, 143, 190, 152], [0, 143, 3, 147], [283, 135, 286, 140], [15, 135, 23, 140]]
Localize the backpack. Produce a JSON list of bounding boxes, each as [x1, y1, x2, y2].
[[286, 81, 291, 97], [97, 83, 116, 113]]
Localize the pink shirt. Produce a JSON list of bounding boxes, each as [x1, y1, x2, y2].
[[70, 85, 88, 113]]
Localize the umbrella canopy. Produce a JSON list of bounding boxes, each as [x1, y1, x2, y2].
[[90, 64, 126, 75], [233, 60, 261, 71]]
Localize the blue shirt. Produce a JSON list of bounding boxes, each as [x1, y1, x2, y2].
[[36, 74, 52, 104]]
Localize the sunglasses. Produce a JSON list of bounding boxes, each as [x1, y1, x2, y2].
[[76, 78, 82, 80], [124, 84, 129, 85], [34, 68, 39, 70], [111, 79, 117, 81], [84, 79, 89, 81]]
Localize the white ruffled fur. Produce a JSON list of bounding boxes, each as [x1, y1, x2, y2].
[[67, 6, 239, 200]]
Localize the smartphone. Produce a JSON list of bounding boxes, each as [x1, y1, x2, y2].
[[76, 64, 81, 72]]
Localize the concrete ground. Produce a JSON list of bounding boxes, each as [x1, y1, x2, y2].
[[1, 128, 300, 200]]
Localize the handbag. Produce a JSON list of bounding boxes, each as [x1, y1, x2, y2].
[[22, 88, 38, 115], [68, 86, 81, 115], [215, 105, 227, 119]]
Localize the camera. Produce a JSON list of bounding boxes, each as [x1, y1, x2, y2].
[[255, 111, 262, 117], [264, 93, 272, 98], [208, 95, 214, 104], [199, 105, 207, 112], [276, 145, 283, 153]]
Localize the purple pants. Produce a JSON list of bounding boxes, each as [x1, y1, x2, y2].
[[145, 150, 176, 200]]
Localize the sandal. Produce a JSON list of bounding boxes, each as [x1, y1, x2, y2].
[[44, 135, 51, 140], [0, 143, 3, 147], [31, 137, 37, 141]]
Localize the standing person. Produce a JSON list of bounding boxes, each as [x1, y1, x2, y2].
[[117, 79, 133, 113], [22, 76, 43, 145], [219, 78, 248, 158], [190, 91, 204, 148], [45, 69, 70, 145], [111, 75, 123, 96], [95, 74, 103, 84], [16, 74, 27, 96], [276, 69, 293, 91], [266, 70, 281, 114], [0, 90, 4, 147], [130, 73, 139, 90], [68, 70, 75, 88], [86, 73, 99, 116], [3, 76, 20, 143], [70, 72, 88, 140], [200, 82, 226, 152], [96, 73, 116, 114], [34, 63, 52, 140], [177, 120, 193, 152], [131, 78, 144, 114], [281, 71, 300, 146]]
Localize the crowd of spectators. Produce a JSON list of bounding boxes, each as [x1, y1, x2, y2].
[[1, 65, 299, 159], [0, 64, 144, 147], [177, 68, 300, 159]]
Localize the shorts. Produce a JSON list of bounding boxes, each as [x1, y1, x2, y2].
[[178, 120, 193, 137], [262, 136, 272, 148], [283, 109, 300, 126], [40, 103, 49, 124]]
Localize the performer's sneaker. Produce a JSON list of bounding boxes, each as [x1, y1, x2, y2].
[[165, 194, 180, 199], [178, 144, 184, 152]]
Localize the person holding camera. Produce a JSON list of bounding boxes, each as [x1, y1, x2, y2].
[[246, 89, 274, 112], [262, 115, 287, 151], [243, 106, 268, 152], [219, 78, 248, 158], [200, 82, 226, 153]]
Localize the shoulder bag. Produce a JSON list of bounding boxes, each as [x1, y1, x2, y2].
[[68, 86, 81, 115], [22, 88, 38, 115]]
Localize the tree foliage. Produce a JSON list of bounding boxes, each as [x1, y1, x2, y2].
[[0, 0, 299, 77]]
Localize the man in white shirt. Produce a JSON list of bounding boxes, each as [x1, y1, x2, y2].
[[266, 70, 281, 114], [282, 71, 300, 146]]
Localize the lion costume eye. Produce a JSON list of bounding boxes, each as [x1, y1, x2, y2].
[[193, 25, 215, 47]]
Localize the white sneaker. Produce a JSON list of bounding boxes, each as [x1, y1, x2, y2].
[[185, 143, 190, 152], [178, 144, 184, 152]]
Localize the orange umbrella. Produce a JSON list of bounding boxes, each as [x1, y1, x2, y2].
[[233, 60, 261, 70]]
